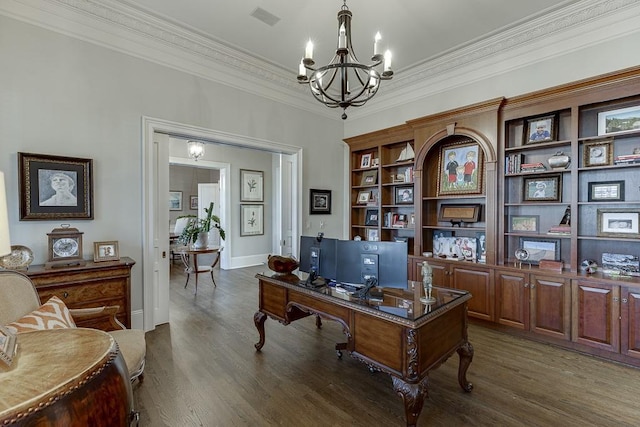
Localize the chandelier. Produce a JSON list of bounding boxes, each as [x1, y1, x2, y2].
[[187, 140, 205, 161], [297, 0, 393, 120]]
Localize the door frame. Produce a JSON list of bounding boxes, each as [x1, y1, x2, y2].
[[142, 116, 302, 331]]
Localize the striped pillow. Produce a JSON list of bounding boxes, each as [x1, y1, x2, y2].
[[5, 296, 76, 334]]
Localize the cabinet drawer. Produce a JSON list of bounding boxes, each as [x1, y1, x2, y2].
[[37, 279, 126, 306]]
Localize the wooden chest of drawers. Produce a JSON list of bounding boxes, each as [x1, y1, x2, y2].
[[25, 257, 135, 330]]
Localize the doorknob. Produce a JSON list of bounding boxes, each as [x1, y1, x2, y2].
[[162, 251, 166, 258]]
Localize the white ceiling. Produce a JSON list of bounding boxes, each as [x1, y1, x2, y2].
[[120, 0, 581, 74]]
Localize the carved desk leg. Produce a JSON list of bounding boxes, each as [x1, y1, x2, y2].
[[457, 341, 474, 392], [254, 311, 267, 351], [392, 376, 429, 427]]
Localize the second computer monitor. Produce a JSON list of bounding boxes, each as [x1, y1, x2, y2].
[[336, 240, 408, 288], [298, 235, 338, 281]]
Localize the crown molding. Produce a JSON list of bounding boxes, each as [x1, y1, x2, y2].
[[1, 0, 639, 122]]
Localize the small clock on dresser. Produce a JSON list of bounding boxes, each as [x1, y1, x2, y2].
[[45, 225, 85, 269]]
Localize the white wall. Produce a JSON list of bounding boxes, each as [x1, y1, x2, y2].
[[0, 15, 345, 311]]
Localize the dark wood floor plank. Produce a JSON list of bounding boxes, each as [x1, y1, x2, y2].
[[135, 265, 640, 426]]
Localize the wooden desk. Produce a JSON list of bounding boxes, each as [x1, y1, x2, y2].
[[254, 274, 474, 427], [174, 246, 220, 292], [0, 328, 137, 426]]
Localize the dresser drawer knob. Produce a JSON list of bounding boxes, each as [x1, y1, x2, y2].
[[62, 291, 69, 298]]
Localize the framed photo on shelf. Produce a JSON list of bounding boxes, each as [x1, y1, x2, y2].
[[190, 195, 198, 210], [602, 252, 640, 274], [309, 189, 331, 215], [360, 170, 378, 186], [438, 204, 481, 223], [510, 215, 540, 233], [436, 140, 484, 196], [597, 209, 640, 238], [169, 191, 183, 211], [240, 204, 264, 236], [18, 152, 93, 220], [357, 190, 371, 204], [583, 139, 613, 167], [395, 186, 413, 204], [522, 175, 562, 202], [240, 169, 264, 202], [93, 240, 120, 262], [360, 153, 372, 168], [0, 325, 17, 367], [588, 180, 625, 202], [525, 114, 557, 144], [366, 228, 379, 241], [597, 105, 640, 136], [519, 237, 560, 265], [364, 209, 378, 226]]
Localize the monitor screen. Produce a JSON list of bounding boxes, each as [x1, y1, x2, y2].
[[336, 240, 408, 288], [298, 236, 338, 281]]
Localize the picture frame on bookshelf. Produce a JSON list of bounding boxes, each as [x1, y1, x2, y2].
[[525, 114, 557, 144], [519, 237, 560, 265], [601, 252, 640, 274], [309, 189, 331, 214], [597, 105, 640, 136], [522, 175, 562, 202], [510, 215, 539, 233], [438, 204, 481, 224], [597, 208, 640, 238], [357, 190, 371, 204], [583, 139, 613, 167], [395, 186, 413, 204], [366, 228, 379, 242], [360, 153, 372, 168], [437, 140, 484, 196], [360, 170, 378, 186], [588, 180, 625, 202], [364, 209, 378, 226]]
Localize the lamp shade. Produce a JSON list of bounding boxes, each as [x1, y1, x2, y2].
[[0, 171, 11, 257]]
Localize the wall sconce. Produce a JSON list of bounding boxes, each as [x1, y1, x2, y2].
[[188, 140, 205, 161]]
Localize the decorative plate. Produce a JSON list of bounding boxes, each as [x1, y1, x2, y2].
[[0, 245, 35, 270]]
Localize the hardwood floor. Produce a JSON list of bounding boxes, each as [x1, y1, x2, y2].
[[134, 264, 640, 426]]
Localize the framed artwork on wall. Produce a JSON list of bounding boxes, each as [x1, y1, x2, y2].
[[241, 204, 264, 236], [310, 189, 331, 214], [240, 169, 264, 202], [18, 152, 93, 220], [169, 191, 182, 211], [190, 195, 198, 210], [436, 140, 484, 196]]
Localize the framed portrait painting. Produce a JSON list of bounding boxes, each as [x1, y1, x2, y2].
[[18, 152, 93, 220], [240, 169, 264, 202], [309, 189, 331, 215], [241, 204, 264, 236], [437, 140, 484, 196], [395, 186, 413, 204], [525, 114, 557, 144], [522, 175, 562, 202]]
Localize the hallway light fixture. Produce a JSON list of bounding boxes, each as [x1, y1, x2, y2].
[[297, 0, 393, 120], [188, 140, 205, 161]]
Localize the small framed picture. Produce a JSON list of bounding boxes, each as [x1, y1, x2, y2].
[[597, 105, 640, 136], [0, 325, 17, 367], [438, 204, 481, 223], [395, 186, 413, 204], [360, 153, 372, 169], [357, 190, 371, 204], [310, 189, 331, 215], [519, 237, 560, 265], [597, 209, 640, 238], [364, 209, 378, 226], [583, 140, 613, 167], [522, 175, 562, 202], [525, 114, 557, 144], [169, 191, 182, 211], [588, 180, 625, 202], [240, 204, 264, 236], [510, 215, 540, 233], [190, 195, 198, 210], [93, 240, 120, 262], [240, 169, 264, 202], [367, 228, 379, 241], [360, 170, 378, 186]]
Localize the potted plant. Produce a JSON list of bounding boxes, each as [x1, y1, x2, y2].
[[179, 202, 225, 248]]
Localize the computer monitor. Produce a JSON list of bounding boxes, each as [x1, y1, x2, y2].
[[336, 240, 408, 288], [298, 235, 338, 281]]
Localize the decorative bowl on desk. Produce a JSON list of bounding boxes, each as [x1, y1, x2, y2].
[[267, 255, 299, 275]]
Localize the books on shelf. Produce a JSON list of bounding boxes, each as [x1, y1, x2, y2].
[[547, 225, 571, 235], [519, 162, 547, 173], [505, 153, 524, 174], [614, 154, 640, 165]]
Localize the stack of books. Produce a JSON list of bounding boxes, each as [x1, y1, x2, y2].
[[520, 162, 547, 173], [614, 153, 640, 165], [547, 225, 571, 235]]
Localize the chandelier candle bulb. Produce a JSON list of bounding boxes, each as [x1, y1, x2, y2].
[[338, 24, 346, 49], [374, 32, 381, 56], [384, 50, 392, 72], [298, 59, 306, 77], [305, 40, 313, 60]]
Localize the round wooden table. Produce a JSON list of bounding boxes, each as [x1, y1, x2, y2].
[[174, 245, 221, 292], [0, 328, 137, 426]]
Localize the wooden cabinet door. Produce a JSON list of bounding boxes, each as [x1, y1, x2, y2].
[[495, 270, 528, 330], [530, 274, 570, 340], [428, 261, 449, 288], [573, 280, 620, 353], [451, 265, 493, 321], [621, 287, 640, 360]]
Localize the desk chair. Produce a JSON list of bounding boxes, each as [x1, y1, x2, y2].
[[185, 247, 224, 293]]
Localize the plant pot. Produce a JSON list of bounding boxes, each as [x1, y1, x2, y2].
[[193, 232, 209, 249]]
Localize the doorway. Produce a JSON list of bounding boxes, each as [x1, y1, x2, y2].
[[142, 117, 302, 331]]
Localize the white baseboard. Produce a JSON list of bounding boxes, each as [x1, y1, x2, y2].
[[225, 254, 269, 270], [131, 309, 144, 330]]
